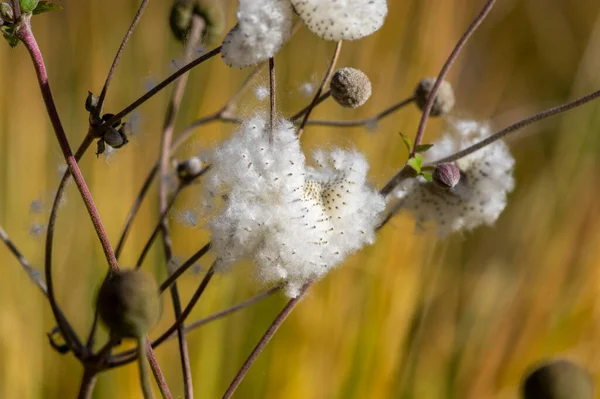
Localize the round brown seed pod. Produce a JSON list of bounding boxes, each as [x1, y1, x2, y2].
[[433, 163, 460, 189], [97, 269, 160, 339], [522, 359, 594, 399], [414, 77, 455, 116], [330, 67, 372, 109], [169, 0, 225, 46]]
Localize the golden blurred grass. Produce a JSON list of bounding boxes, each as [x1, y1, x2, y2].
[[2, 0, 600, 398]]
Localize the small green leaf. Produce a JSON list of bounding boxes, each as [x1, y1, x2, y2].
[[415, 144, 434, 153], [32, 0, 62, 14], [19, 0, 39, 13], [421, 171, 433, 182], [398, 132, 411, 153], [2, 24, 18, 47], [407, 154, 423, 173]]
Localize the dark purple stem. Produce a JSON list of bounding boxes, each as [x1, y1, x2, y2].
[[411, 0, 496, 156], [17, 21, 120, 274]]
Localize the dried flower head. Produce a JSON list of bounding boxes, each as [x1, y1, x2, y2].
[[522, 359, 593, 399], [202, 115, 384, 297], [221, 0, 293, 68], [330, 67, 372, 108], [414, 77, 456, 116], [290, 0, 388, 41], [97, 269, 160, 338], [394, 119, 515, 237]]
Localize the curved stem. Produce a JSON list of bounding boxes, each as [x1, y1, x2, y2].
[[411, 0, 496, 156], [95, 0, 150, 115], [102, 46, 222, 128], [221, 283, 311, 399], [159, 242, 211, 293], [297, 41, 342, 138], [18, 20, 120, 274], [429, 87, 600, 165], [290, 91, 331, 122], [0, 226, 47, 296], [138, 336, 155, 399], [77, 367, 98, 399]]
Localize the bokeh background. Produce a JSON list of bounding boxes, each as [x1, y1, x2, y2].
[[1, 0, 600, 397]]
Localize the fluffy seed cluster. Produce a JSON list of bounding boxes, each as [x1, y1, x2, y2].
[[394, 119, 515, 237], [203, 115, 385, 297], [414, 78, 456, 116], [291, 0, 388, 40], [221, 0, 293, 68], [222, 0, 388, 67]]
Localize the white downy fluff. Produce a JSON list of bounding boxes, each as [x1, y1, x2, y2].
[[394, 119, 515, 237], [203, 115, 385, 297], [221, 0, 293, 68], [290, 0, 388, 41]]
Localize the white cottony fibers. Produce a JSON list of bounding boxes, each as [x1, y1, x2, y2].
[[394, 119, 515, 237], [290, 0, 388, 41], [221, 0, 293, 68], [203, 116, 384, 297]]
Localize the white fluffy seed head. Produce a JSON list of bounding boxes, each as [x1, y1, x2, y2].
[[394, 119, 515, 237], [291, 0, 388, 41], [202, 116, 384, 297], [221, 0, 293, 68]]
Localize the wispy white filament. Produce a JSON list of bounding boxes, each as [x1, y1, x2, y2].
[[395, 119, 515, 237], [203, 115, 384, 296]]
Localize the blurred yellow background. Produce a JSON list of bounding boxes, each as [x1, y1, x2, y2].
[[2, 0, 600, 398]]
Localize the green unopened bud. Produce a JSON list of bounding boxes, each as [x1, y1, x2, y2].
[[170, 0, 225, 46], [522, 359, 594, 399], [0, 3, 13, 21], [433, 163, 460, 189], [330, 67, 372, 109], [97, 269, 161, 339], [414, 77, 455, 116]]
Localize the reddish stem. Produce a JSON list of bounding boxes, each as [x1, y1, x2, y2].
[[17, 20, 119, 274]]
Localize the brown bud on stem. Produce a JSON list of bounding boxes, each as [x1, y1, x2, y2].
[[414, 78, 455, 116], [330, 67, 372, 109], [433, 163, 460, 189], [170, 0, 225, 45]]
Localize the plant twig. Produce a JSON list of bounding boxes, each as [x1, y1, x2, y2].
[[268, 57, 276, 135], [428, 87, 600, 165], [18, 20, 120, 274], [102, 46, 222, 129], [0, 225, 47, 296], [159, 242, 212, 293], [221, 282, 311, 399], [95, 0, 150, 116], [301, 95, 415, 127], [138, 336, 155, 399], [297, 40, 343, 138], [411, 0, 496, 156], [77, 367, 98, 399], [146, 338, 172, 399], [290, 91, 331, 121], [157, 15, 204, 398]]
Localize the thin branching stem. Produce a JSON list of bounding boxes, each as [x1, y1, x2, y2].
[[429, 88, 600, 165], [411, 0, 496, 156], [297, 40, 343, 138], [95, 0, 149, 116], [290, 91, 331, 121], [269, 57, 276, 136], [302, 95, 415, 127], [0, 226, 47, 296], [157, 16, 204, 398], [221, 283, 310, 399], [77, 368, 98, 399], [18, 21, 120, 274], [138, 336, 154, 399], [159, 242, 211, 293], [146, 337, 172, 399], [102, 46, 222, 129]]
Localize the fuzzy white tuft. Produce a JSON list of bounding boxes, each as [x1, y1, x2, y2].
[[290, 0, 388, 41], [395, 119, 515, 237], [203, 115, 384, 296], [221, 0, 293, 68]]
